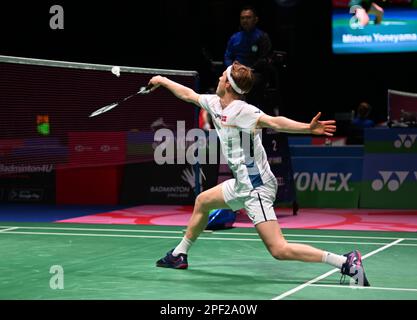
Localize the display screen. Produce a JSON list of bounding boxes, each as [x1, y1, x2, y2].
[[333, 0, 417, 54]]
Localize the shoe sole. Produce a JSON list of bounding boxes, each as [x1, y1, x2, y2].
[[355, 250, 371, 287], [156, 263, 188, 269]]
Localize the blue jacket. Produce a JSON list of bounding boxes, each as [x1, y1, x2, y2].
[[352, 117, 375, 128], [224, 28, 272, 70]]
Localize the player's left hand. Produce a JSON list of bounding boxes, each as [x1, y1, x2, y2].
[[309, 112, 336, 136]]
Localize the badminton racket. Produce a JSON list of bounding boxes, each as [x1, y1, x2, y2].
[[89, 84, 154, 117]]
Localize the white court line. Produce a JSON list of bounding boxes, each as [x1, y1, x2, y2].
[[0, 231, 185, 240], [283, 234, 417, 241], [219, 232, 417, 241], [1, 225, 417, 241], [272, 238, 404, 300], [0, 230, 416, 247], [309, 284, 417, 293], [0, 227, 19, 232], [0, 225, 184, 234]]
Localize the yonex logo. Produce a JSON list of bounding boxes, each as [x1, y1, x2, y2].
[[293, 172, 352, 192], [371, 171, 409, 191], [394, 135, 417, 149]]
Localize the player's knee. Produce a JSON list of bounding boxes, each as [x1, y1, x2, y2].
[[195, 192, 210, 212], [271, 249, 287, 260], [270, 244, 290, 260], [194, 193, 205, 209]]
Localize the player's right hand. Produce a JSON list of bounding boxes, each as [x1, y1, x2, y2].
[[148, 76, 165, 90]]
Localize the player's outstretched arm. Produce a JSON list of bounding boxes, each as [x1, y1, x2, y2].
[[148, 75, 201, 106], [257, 112, 336, 136]]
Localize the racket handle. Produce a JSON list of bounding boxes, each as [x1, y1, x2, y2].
[[138, 84, 155, 94]]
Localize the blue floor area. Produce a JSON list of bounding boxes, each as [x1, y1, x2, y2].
[[0, 204, 129, 222]]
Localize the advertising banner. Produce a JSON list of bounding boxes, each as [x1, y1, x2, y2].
[[0, 164, 55, 203], [364, 128, 417, 154], [361, 154, 417, 209], [67, 132, 126, 168], [263, 131, 297, 205], [120, 162, 218, 205], [291, 152, 363, 208]]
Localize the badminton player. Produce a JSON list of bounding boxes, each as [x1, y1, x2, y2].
[[350, 0, 384, 27], [148, 61, 370, 286]]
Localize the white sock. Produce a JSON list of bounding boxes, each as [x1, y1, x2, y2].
[[172, 237, 194, 256], [322, 251, 347, 269]]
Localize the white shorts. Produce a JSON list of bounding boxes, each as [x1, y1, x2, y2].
[[222, 178, 278, 225]]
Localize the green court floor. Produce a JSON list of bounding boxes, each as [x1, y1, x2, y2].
[[0, 222, 416, 300]]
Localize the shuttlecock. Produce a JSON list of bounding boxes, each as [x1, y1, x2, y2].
[[111, 66, 120, 77]]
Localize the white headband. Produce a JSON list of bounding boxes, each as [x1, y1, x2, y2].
[[226, 65, 246, 95]]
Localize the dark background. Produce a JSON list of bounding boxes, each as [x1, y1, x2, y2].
[[1, 0, 417, 125]]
